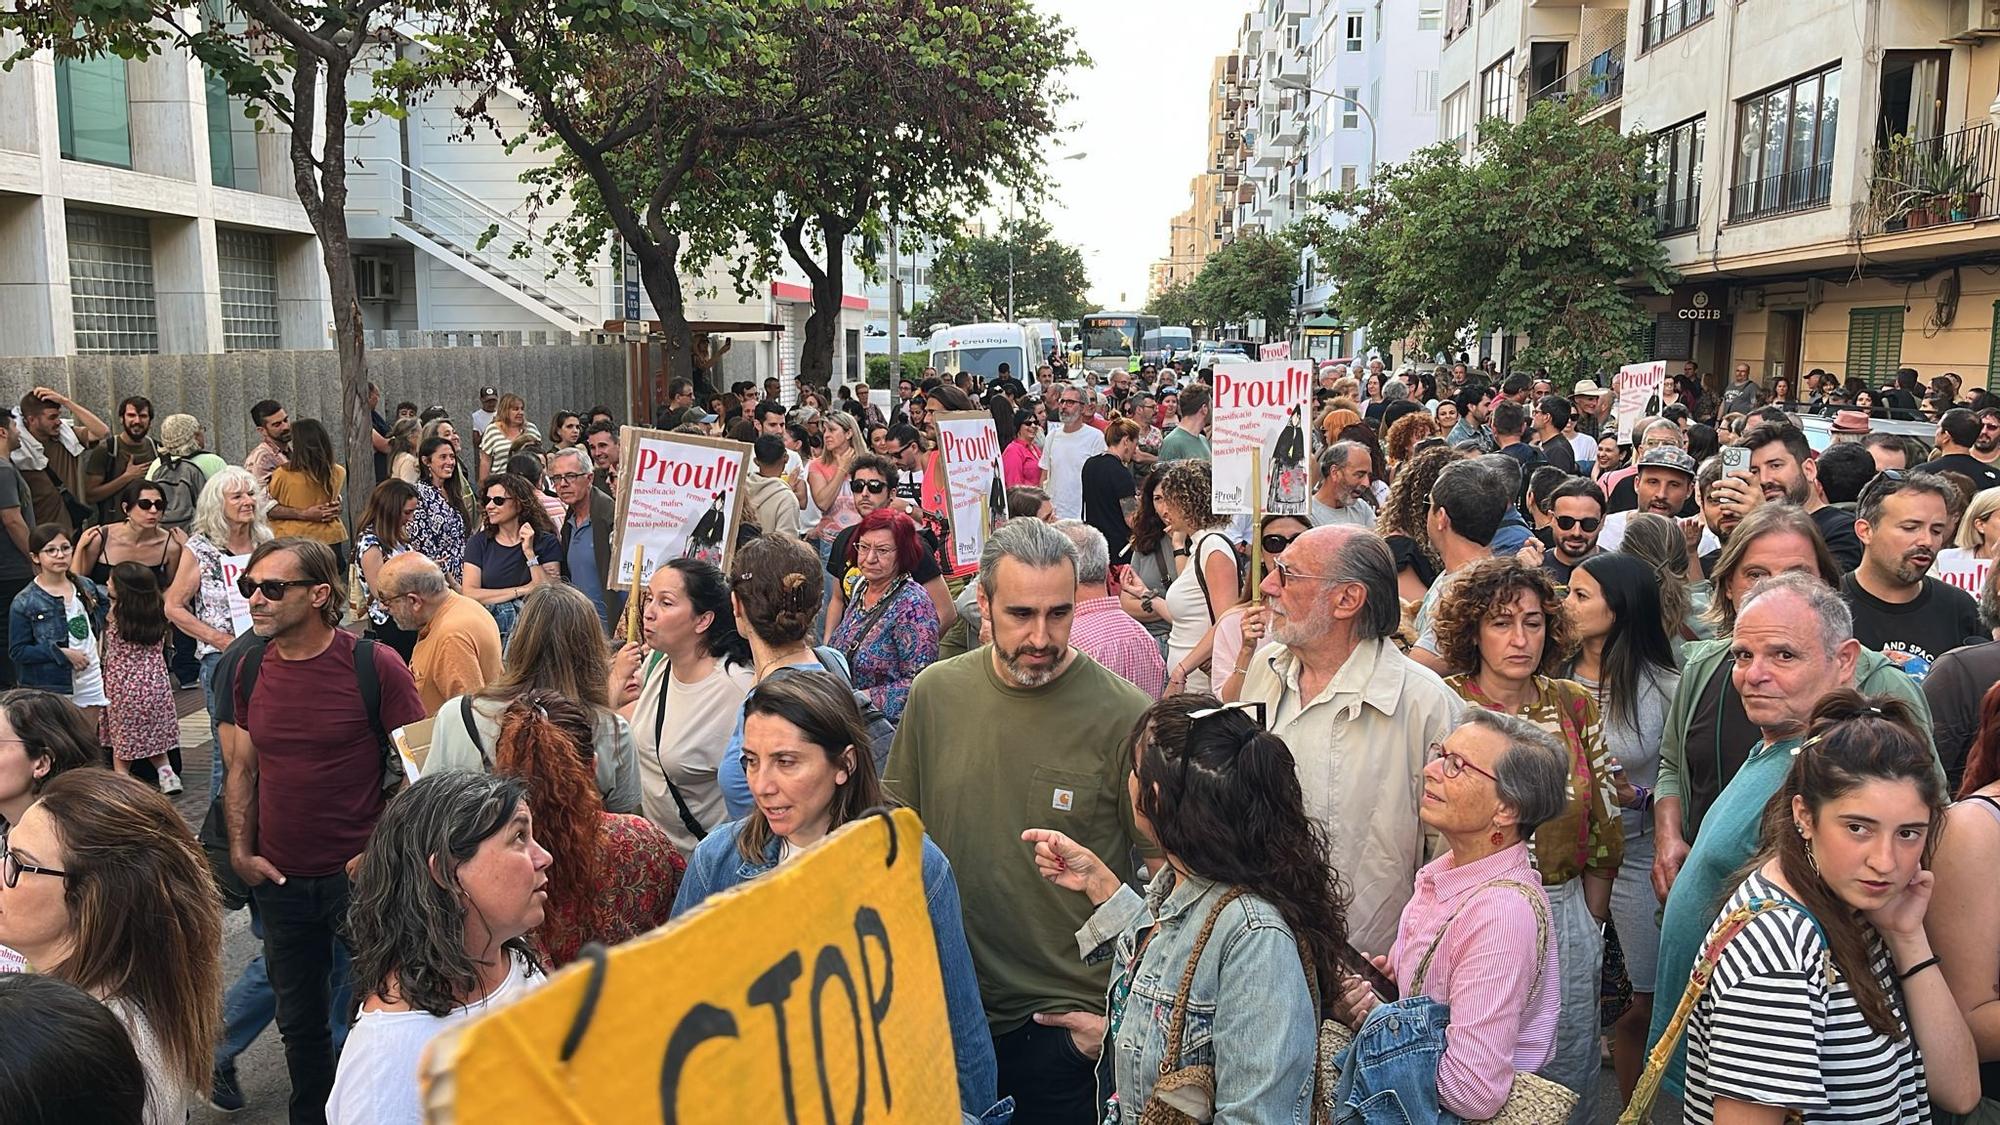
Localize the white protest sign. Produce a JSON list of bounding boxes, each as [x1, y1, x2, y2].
[[608, 427, 751, 590], [220, 553, 254, 634], [1612, 361, 1666, 443], [1210, 360, 1314, 516], [1934, 548, 1993, 597], [1259, 341, 1292, 361], [933, 411, 1001, 579]]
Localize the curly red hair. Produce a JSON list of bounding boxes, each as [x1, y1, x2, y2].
[[495, 690, 605, 967]]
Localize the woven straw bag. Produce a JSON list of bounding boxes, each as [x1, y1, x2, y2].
[[1318, 879, 1579, 1123]]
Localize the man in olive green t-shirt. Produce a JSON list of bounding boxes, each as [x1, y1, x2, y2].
[[1155, 383, 1210, 463], [885, 519, 1153, 1125]]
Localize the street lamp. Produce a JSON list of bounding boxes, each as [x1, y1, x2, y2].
[[1009, 151, 1087, 320], [1271, 73, 1377, 185]]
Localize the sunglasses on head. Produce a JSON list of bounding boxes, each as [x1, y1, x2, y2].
[[1553, 515, 1600, 532], [1260, 531, 1302, 555], [237, 576, 314, 600], [848, 479, 889, 494]]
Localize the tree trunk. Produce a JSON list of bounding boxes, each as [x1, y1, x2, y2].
[[637, 234, 697, 408], [784, 212, 850, 390]]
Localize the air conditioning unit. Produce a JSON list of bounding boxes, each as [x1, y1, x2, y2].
[[354, 257, 398, 301], [1944, 0, 2000, 44]]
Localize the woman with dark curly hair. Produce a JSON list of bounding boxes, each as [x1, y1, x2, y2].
[[1383, 410, 1441, 476], [461, 472, 562, 646], [1156, 460, 1240, 694], [491, 689, 680, 967], [1024, 694, 1348, 1121], [1117, 463, 1176, 655], [330, 772, 551, 1124], [1434, 555, 1621, 1109], [1375, 443, 1464, 602]]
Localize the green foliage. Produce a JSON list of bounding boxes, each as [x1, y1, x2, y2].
[[865, 351, 927, 388], [1187, 230, 1299, 337], [921, 217, 1092, 325], [1145, 279, 1203, 329], [1298, 98, 1677, 376]]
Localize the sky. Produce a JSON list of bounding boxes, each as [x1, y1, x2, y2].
[[1028, 0, 1249, 311]]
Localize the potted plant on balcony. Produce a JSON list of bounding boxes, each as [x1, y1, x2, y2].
[[1921, 145, 1984, 224]]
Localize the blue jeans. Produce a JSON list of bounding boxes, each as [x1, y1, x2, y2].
[[1331, 995, 1460, 1125], [216, 899, 352, 1068], [201, 651, 225, 802]]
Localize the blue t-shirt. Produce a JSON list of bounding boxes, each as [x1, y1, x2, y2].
[[567, 517, 607, 629], [717, 649, 852, 817], [464, 528, 562, 591]]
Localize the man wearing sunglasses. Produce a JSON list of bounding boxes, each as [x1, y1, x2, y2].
[[1041, 385, 1106, 522], [824, 454, 956, 635], [1532, 477, 1606, 584], [216, 538, 425, 1122]]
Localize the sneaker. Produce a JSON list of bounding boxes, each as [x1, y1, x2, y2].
[[157, 766, 184, 795], [209, 1065, 245, 1113], [177, 677, 202, 691]]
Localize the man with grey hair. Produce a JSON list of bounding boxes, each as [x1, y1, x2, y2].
[[375, 552, 501, 713], [1053, 520, 1164, 698], [551, 445, 619, 630], [1412, 456, 1515, 673], [1238, 524, 1461, 951], [1309, 441, 1376, 528], [1645, 572, 1883, 1094], [885, 517, 1155, 1122]]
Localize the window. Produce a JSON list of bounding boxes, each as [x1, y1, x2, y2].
[[218, 228, 280, 351], [1480, 55, 1514, 122], [1341, 87, 1361, 129], [1846, 307, 1904, 384], [1346, 14, 1364, 51], [55, 56, 131, 168], [1442, 84, 1471, 152], [1730, 64, 1839, 220], [1341, 165, 1359, 190], [1418, 1, 1443, 30], [1416, 70, 1440, 112], [67, 210, 157, 355], [1643, 0, 1715, 51], [1648, 116, 1705, 234]]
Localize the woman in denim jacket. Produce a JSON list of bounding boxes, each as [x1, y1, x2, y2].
[[1022, 694, 1349, 1124], [8, 524, 107, 703], [671, 671, 1004, 1124]]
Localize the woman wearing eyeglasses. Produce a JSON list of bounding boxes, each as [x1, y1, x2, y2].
[[1331, 706, 1569, 1121], [1022, 694, 1347, 1123], [824, 454, 955, 642], [1431, 555, 1621, 1113], [0, 769, 222, 1125], [824, 508, 938, 725], [1210, 514, 1309, 704], [1003, 408, 1043, 488], [461, 473, 561, 648], [0, 688, 99, 839]]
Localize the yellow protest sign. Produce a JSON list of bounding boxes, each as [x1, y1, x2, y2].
[[420, 808, 957, 1124]]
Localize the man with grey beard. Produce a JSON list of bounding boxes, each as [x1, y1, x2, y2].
[[884, 518, 1153, 1124], [1237, 524, 1461, 952]]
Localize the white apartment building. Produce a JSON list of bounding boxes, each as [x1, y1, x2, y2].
[[0, 31, 870, 389], [1443, 0, 2000, 391]]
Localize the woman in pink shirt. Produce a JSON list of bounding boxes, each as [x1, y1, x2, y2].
[[1332, 706, 1567, 1121], [1002, 409, 1042, 488]]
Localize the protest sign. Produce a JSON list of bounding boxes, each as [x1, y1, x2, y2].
[[1259, 341, 1292, 361], [608, 427, 751, 590], [1934, 548, 1992, 597], [220, 553, 253, 634], [1612, 361, 1666, 442], [420, 809, 957, 1124], [933, 410, 1002, 578], [1210, 360, 1313, 516]]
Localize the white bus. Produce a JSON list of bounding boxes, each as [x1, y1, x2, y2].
[[927, 322, 1046, 382]]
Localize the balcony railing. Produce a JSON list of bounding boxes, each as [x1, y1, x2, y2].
[[1528, 43, 1625, 108], [1728, 161, 1834, 221], [1642, 0, 1715, 52], [1649, 191, 1699, 235], [1866, 122, 2000, 235]]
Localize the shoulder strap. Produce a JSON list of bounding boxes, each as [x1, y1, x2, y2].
[[839, 576, 910, 667], [1189, 531, 1234, 616], [644, 656, 708, 843], [1156, 887, 1245, 1076], [459, 695, 487, 768], [236, 637, 267, 708], [1411, 878, 1550, 993], [353, 638, 387, 750]]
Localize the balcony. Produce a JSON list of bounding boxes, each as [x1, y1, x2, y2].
[[1528, 43, 1624, 109], [1642, 0, 1714, 53], [1728, 160, 1833, 222], [1649, 190, 1698, 236], [1866, 123, 2000, 235]]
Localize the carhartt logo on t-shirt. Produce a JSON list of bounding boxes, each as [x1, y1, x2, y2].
[[1052, 788, 1074, 812]]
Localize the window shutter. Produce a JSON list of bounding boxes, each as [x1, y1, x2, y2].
[[1845, 306, 1904, 384]]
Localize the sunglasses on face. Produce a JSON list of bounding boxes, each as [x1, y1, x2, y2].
[[482, 494, 512, 507], [848, 479, 889, 495], [237, 576, 314, 600], [128, 498, 164, 512], [1553, 515, 1601, 532], [1260, 532, 1302, 555]]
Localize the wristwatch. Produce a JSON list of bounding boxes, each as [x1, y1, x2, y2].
[[1172, 546, 1190, 557]]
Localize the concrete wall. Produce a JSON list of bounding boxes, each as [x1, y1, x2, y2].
[[0, 343, 627, 465]]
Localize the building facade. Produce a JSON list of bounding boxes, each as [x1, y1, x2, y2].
[[1445, 0, 2000, 392]]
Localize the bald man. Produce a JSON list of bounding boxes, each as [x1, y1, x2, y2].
[[376, 553, 501, 713]]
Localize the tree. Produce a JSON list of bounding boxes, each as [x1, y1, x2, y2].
[[1299, 97, 1676, 377], [1145, 279, 1203, 330], [3, 0, 420, 516], [907, 277, 993, 333], [924, 218, 1092, 326], [1190, 230, 1300, 339]]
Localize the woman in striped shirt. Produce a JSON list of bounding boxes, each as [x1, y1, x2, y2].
[[1682, 691, 1978, 1123]]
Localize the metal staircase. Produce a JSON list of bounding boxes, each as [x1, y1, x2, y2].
[[370, 155, 602, 331]]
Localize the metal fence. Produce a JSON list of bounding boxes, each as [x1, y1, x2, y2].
[[1728, 161, 1834, 222], [1866, 122, 2000, 235]]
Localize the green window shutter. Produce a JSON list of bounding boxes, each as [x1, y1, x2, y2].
[[1988, 301, 2000, 391], [1845, 306, 1904, 384], [1630, 316, 1658, 362]]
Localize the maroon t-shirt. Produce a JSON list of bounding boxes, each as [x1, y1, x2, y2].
[[234, 631, 425, 877]]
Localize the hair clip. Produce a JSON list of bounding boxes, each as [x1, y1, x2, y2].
[[1188, 700, 1267, 729]]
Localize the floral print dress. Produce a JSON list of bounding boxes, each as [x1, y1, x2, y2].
[[102, 618, 177, 761], [408, 482, 468, 583]]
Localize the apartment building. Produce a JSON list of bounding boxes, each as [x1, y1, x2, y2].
[[1444, 0, 2000, 392], [1152, 1, 1442, 357], [0, 32, 870, 389]]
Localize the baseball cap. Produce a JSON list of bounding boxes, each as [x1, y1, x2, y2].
[[1635, 446, 1697, 477], [479, 386, 497, 398]]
